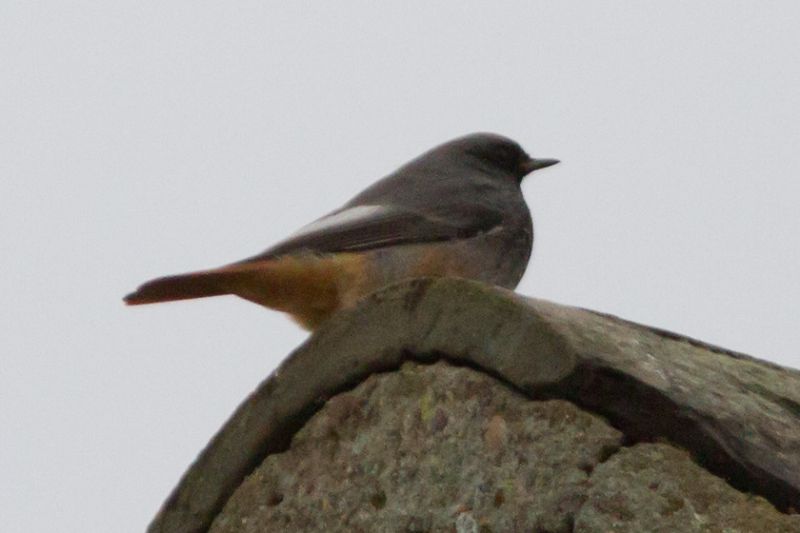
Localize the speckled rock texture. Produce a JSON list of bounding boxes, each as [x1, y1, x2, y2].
[[210, 362, 623, 533], [209, 362, 799, 533], [575, 444, 800, 532], [148, 279, 800, 533]]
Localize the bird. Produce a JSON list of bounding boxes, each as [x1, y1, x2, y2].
[[124, 133, 559, 329]]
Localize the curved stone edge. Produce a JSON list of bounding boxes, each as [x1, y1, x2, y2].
[[147, 278, 577, 532], [148, 278, 800, 532], [526, 295, 800, 513]]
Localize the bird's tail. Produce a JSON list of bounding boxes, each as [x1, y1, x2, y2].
[[123, 254, 365, 329], [123, 268, 247, 305]]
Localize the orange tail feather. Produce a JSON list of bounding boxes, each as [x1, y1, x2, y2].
[[124, 254, 368, 329], [124, 269, 243, 305]]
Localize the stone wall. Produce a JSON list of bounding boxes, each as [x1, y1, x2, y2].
[[148, 279, 800, 532], [211, 363, 798, 532]]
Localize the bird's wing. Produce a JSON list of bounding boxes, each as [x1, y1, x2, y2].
[[239, 203, 503, 262]]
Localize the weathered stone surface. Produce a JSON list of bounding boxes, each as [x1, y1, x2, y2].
[[148, 278, 800, 532], [210, 362, 623, 533], [575, 443, 800, 532]]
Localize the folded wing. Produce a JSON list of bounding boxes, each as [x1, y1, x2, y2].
[[239, 203, 503, 263]]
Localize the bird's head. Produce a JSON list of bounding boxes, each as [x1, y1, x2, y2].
[[437, 132, 559, 181]]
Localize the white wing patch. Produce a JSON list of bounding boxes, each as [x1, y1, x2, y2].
[[290, 205, 389, 238]]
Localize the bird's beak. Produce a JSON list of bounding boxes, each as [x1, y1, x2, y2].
[[520, 157, 560, 176]]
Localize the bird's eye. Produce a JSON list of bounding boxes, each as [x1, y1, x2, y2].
[[467, 141, 519, 168], [493, 145, 516, 162]]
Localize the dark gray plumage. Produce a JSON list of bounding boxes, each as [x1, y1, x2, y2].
[[125, 133, 559, 329], [244, 133, 557, 261]]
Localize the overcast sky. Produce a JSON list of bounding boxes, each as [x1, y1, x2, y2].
[[2, 2, 799, 532]]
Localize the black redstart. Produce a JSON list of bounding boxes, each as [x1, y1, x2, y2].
[[124, 133, 559, 328]]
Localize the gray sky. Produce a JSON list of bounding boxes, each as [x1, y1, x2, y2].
[[2, 2, 799, 531]]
